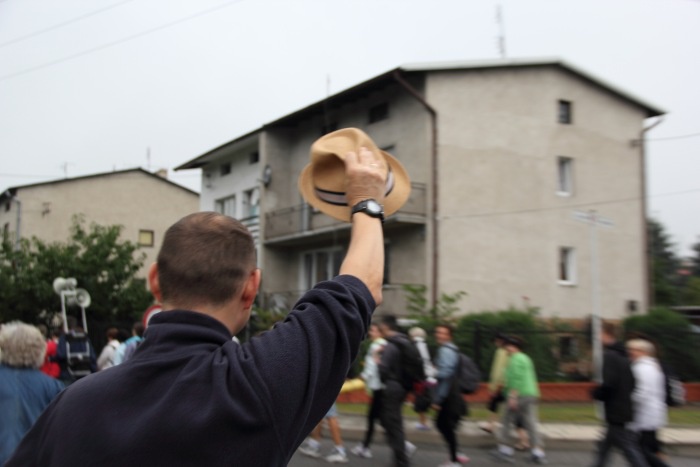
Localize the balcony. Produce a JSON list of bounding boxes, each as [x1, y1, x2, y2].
[[259, 283, 411, 317], [264, 182, 427, 245]]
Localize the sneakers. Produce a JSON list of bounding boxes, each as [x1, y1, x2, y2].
[[405, 440, 417, 457], [528, 454, 548, 464], [438, 462, 462, 467], [415, 422, 431, 431], [298, 442, 321, 458], [325, 447, 349, 464], [489, 448, 515, 463], [457, 452, 470, 463], [350, 444, 372, 459]]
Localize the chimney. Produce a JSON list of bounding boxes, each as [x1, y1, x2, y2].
[[156, 168, 168, 179]]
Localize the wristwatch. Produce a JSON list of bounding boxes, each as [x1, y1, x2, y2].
[[351, 199, 384, 222]]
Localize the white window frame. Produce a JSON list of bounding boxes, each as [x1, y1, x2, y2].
[[242, 188, 259, 218], [558, 246, 576, 285], [215, 195, 236, 218], [556, 156, 574, 196]]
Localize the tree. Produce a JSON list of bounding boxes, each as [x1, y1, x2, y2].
[[689, 238, 700, 278], [648, 218, 681, 306], [0, 216, 154, 327], [403, 283, 467, 329]]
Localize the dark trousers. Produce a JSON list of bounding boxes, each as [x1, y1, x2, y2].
[[362, 390, 383, 448], [435, 401, 461, 462], [639, 430, 670, 467], [591, 423, 649, 467], [379, 383, 409, 467]]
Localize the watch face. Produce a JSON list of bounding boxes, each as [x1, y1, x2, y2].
[[366, 200, 382, 214]]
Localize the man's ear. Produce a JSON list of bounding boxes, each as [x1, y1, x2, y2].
[[148, 263, 163, 303], [241, 269, 261, 310]]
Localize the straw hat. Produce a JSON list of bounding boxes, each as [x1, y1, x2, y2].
[[298, 128, 411, 222]]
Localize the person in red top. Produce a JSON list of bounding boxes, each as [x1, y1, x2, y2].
[[37, 325, 60, 379]]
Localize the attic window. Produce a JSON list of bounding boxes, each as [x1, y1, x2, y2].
[[220, 163, 231, 176], [249, 152, 259, 164]]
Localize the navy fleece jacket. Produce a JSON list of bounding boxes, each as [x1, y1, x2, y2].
[[6, 275, 374, 467]]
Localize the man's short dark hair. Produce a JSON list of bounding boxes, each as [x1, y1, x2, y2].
[[133, 322, 145, 338], [435, 323, 454, 337], [157, 212, 256, 308], [380, 314, 399, 331], [601, 321, 617, 339]]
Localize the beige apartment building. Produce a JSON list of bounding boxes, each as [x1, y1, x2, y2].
[[177, 58, 663, 320], [1, 168, 199, 277]]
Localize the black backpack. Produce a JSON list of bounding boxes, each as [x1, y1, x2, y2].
[[387, 335, 426, 391], [662, 364, 686, 407], [451, 347, 481, 394]]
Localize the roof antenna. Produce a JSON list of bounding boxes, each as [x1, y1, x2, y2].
[[496, 3, 507, 59]]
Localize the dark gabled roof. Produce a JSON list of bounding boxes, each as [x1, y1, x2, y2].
[[175, 57, 665, 170], [1, 167, 198, 199]]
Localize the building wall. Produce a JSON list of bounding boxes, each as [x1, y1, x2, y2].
[[425, 66, 648, 319], [259, 80, 432, 310], [1, 171, 199, 278]]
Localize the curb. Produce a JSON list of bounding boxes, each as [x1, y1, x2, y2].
[[335, 413, 700, 457]]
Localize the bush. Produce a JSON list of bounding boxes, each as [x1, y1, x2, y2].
[[624, 307, 700, 381]]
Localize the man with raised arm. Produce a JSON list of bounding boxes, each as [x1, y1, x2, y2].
[[7, 144, 388, 467]]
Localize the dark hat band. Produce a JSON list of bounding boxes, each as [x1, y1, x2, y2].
[[313, 169, 395, 207]]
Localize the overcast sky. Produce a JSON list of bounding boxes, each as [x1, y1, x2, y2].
[[1, 0, 698, 256]]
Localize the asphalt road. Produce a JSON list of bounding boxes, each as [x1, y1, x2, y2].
[[288, 439, 700, 467]]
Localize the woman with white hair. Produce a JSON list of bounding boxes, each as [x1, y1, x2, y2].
[[626, 338, 669, 467], [0, 321, 64, 464]]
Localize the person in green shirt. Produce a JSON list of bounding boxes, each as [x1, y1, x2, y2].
[[490, 335, 547, 464]]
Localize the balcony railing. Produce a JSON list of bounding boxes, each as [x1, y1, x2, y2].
[[260, 283, 411, 317], [264, 183, 426, 241]]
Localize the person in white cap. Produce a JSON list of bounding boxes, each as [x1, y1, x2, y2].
[[626, 338, 669, 467]]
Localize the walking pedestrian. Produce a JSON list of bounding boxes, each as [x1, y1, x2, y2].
[[299, 403, 349, 463], [351, 323, 386, 459], [432, 324, 469, 466], [626, 338, 670, 467], [377, 314, 417, 466], [590, 322, 649, 467], [491, 335, 547, 464], [408, 326, 437, 431]]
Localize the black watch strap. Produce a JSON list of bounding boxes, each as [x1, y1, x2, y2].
[[351, 199, 384, 222]]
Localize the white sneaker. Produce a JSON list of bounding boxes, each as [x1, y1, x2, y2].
[[299, 443, 321, 458], [325, 447, 349, 463], [438, 462, 462, 467], [457, 452, 470, 463], [350, 444, 372, 458], [405, 441, 417, 457]]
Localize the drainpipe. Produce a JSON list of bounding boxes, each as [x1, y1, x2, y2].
[[638, 116, 664, 310], [392, 70, 439, 308], [2, 190, 21, 251]]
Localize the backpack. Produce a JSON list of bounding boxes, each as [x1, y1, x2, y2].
[[663, 366, 686, 407], [452, 347, 481, 394], [387, 335, 426, 391]]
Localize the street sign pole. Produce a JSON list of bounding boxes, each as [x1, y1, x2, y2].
[[571, 209, 613, 384]]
